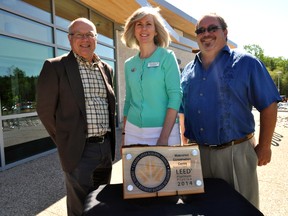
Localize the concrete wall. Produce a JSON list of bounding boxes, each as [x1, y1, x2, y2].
[[169, 46, 196, 72], [115, 30, 137, 128]]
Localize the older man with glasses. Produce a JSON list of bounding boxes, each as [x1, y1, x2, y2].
[[37, 17, 116, 216], [179, 13, 281, 208]]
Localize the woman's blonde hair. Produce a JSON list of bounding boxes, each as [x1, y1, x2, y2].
[[121, 7, 170, 49]]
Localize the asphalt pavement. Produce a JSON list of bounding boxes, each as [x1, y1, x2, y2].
[[0, 110, 287, 216]]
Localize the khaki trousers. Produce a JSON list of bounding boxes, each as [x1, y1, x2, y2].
[[199, 138, 259, 208]]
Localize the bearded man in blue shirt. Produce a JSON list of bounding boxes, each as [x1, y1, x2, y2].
[[179, 13, 281, 209]]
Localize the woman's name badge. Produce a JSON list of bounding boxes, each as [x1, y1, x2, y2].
[[148, 62, 160, 67]]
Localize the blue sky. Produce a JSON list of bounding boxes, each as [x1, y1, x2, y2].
[[166, 0, 288, 59]]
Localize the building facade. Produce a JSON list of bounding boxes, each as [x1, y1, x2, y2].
[[0, 0, 236, 171]]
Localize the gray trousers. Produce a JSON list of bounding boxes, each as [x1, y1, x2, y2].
[[64, 137, 112, 216], [199, 138, 259, 208]]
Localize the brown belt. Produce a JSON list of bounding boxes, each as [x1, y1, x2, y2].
[[189, 133, 254, 149]]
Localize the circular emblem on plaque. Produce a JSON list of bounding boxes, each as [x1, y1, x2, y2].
[[130, 151, 171, 193]]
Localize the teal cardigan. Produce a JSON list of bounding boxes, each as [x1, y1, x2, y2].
[[123, 47, 182, 128]]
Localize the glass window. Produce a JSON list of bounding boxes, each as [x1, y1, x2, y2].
[[2, 116, 54, 164], [57, 48, 70, 57], [96, 43, 114, 59], [98, 34, 114, 46], [54, 0, 88, 28], [91, 11, 113, 41], [56, 29, 70, 48], [0, 0, 51, 23], [0, 10, 53, 43], [0, 36, 53, 116]]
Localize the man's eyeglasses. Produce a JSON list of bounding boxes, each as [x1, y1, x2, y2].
[[69, 32, 97, 39], [195, 25, 222, 35]]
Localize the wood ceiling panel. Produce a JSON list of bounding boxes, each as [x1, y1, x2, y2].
[[80, 0, 197, 46], [81, 0, 141, 24]]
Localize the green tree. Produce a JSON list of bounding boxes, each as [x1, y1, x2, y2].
[[0, 66, 37, 114], [244, 44, 288, 97], [244, 44, 265, 61]]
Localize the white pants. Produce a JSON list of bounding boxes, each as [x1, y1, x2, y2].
[[124, 121, 181, 146]]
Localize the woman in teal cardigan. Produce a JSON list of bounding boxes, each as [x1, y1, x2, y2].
[[121, 7, 182, 146]]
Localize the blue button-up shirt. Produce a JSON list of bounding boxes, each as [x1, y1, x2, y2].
[[180, 46, 281, 145]]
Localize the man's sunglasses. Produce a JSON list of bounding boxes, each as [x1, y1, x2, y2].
[[195, 25, 222, 35]]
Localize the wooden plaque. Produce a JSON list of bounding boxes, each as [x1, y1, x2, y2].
[[122, 145, 204, 199]]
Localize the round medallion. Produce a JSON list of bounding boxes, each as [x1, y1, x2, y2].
[[130, 151, 171, 193]]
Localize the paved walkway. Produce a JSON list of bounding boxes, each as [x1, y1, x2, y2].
[[0, 110, 287, 216]]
